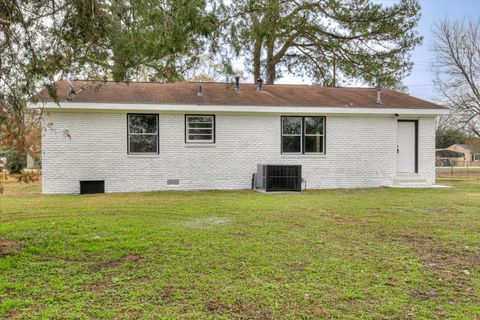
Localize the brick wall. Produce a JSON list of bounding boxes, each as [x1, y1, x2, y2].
[[418, 118, 436, 184], [41, 112, 436, 193]]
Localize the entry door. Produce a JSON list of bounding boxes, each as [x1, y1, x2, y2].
[[397, 121, 416, 173]]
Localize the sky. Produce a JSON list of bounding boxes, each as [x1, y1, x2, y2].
[[275, 0, 480, 102]]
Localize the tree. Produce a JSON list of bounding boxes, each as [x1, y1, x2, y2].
[[435, 128, 467, 149], [433, 19, 480, 137], [224, 0, 421, 85], [0, 0, 217, 162]]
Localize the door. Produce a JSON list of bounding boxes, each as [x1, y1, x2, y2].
[[397, 121, 416, 173]]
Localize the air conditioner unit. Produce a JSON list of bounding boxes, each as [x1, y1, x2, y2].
[[256, 165, 302, 192]]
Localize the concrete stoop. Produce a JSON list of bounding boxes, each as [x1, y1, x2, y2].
[[391, 174, 450, 188]]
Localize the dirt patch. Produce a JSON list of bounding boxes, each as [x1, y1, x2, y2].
[[399, 233, 480, 270], [330, 214, 370, 225], [288, 260, 311, 271], [0, 239, 22, 257], [409, 289, 440, 301], [124, 254, 142, 262], [398, 233, 480, 305], [233, 231, 248, 238], [90, 254, 143, 272], [86, 278, 111, 292], [205, 299, 272, 320], [85, 254, 144, 292], [422, 207, 462, 215], [161, 284, 175, 300]]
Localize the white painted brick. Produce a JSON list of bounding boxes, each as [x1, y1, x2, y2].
[[41, 112, 437, 193]]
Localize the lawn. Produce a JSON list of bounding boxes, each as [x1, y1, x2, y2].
[[1, 176, 480, 319]]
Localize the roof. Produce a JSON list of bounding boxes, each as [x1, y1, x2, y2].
[[37, 80, 445, 110], [435, 149, 465, 155], [450, 144, 480, 153]]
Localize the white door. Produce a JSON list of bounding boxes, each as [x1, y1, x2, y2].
[[397, 121, 416, 173]]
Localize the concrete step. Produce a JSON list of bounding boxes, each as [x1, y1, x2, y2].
[[393, 175, 431, 188], [392, 183, 431, 188]]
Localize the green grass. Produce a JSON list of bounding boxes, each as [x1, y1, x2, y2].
[[1, 176, 480, 319]]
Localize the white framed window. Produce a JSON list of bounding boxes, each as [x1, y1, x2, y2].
[[282, 116, 302, 154], [304, 117, 325, 153], [127, 114, 159, 154], [185, 115, 215, 143], [474, 153, 480, 161], [281, 116, 325, 154]]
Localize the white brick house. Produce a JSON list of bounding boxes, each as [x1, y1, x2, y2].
[[31, 80, 447, 194]]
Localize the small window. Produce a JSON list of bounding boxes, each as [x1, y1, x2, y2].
[[185, 115, 215, 143], [281, 116, 325, 154], [127, 114, 159, 154], [474, 154, 480, 161]]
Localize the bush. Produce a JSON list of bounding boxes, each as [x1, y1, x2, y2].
[[4, 149, 26, 173]]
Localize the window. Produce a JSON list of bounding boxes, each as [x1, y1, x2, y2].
[[127, 114, 159, 154], [281, 116, 325, 154], [474, 154, 480, 161], [185, 115, 215, 143], [282, 117, 302, 153]]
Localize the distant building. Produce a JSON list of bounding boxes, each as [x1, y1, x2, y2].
[[436, 144, 480, 166]]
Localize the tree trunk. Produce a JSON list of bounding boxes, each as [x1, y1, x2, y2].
[[252, 37, 262, 83], [110, 0, 125, 81], [266, 61, 276, 84], [265, 34, 275, 84]]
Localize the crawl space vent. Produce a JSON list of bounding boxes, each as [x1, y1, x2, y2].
[[167, 179, 180, 185], [80, 180, 105, 194]]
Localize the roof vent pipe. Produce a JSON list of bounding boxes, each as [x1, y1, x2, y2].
[[197, 85, 203, 97], [256, 78, 264, 91], [66, 78, 76, 100], [376, 77, 382, 104], [235, 76, 240, 91]]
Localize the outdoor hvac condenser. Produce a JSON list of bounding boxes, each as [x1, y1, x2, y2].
[[256, 165, 302, 192]]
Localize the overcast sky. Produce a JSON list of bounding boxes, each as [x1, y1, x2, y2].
[[275, 0, 480, 102]]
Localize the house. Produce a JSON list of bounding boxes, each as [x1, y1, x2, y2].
[[436, 144, 480, 166], [29, 80, 448, 194]]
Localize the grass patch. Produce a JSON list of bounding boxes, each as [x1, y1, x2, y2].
[[1, 177, 480, 318]]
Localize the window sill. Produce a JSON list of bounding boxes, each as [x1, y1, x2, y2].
[[281, 153, 326, 159], [126, 154, 160, 158], [184, 144, 216, 148]]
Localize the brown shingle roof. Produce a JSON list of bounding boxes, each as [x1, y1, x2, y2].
[[38, 80, 445, 110]]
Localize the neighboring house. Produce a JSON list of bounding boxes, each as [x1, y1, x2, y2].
[[29, 80, 448, 194], [0, 149, 10, 171], [26, 154, 35, 169], [446, 144, 480, 162], [436, 144, 480, 166], [0, 157, 6, 170]]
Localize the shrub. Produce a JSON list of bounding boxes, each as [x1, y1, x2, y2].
[[4, 149, 26, 173]]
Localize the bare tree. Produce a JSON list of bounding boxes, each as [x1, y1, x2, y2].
[[433, 19, 480, 137]]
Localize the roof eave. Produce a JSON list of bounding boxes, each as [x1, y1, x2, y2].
[[27, 101, 449, 116]]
